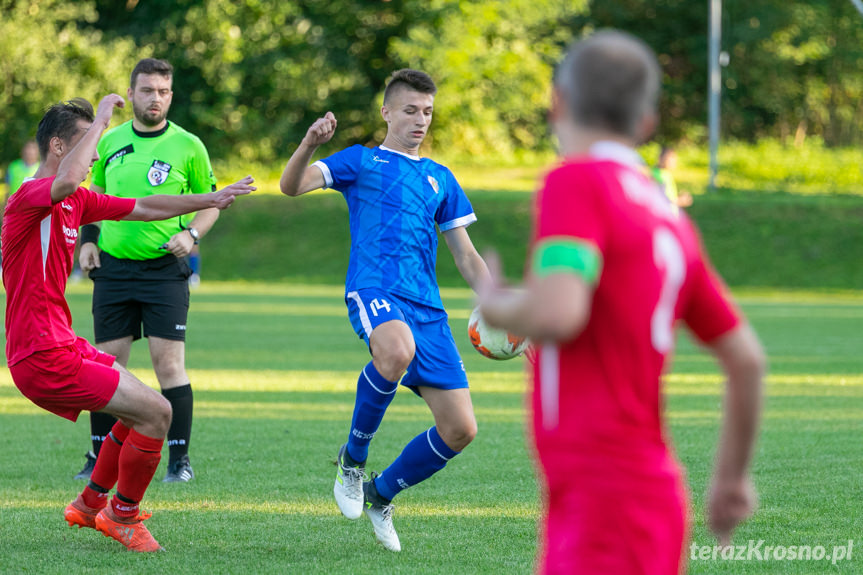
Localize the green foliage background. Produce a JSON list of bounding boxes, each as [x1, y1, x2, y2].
[[3, 0, 863, 164], [195, 190, 863, 290]]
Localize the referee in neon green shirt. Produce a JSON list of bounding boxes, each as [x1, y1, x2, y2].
[[76, 58, 217, 483]]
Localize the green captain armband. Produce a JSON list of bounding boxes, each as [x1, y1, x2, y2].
[[532, 238, 602, 285]]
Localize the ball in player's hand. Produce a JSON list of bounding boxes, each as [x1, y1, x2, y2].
[[468, 306, 529, 360]]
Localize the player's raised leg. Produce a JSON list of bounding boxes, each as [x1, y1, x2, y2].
[[335, 318, 414, 520], [364, 387, 477, 552], [66, 363, 171, 552]]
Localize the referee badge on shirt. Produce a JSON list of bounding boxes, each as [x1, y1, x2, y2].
[[147, 160, 172, 186]]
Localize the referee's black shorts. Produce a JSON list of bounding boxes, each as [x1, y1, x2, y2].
[[89, 252, 192, 343]]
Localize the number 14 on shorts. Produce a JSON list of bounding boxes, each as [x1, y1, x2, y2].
[[370, 298, 392, 317]]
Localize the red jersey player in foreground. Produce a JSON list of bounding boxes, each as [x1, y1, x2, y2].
[[2, 94, 254, 552], [478, 31, 765, 574]]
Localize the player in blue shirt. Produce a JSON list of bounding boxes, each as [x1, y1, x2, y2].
[[280, 69, 490, 552]]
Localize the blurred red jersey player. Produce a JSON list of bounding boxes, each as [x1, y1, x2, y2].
[[479, 31, 765, 574]]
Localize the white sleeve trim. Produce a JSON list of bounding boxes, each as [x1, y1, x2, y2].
[[439, 213, 477, 232], [312, 160, 333, 189]]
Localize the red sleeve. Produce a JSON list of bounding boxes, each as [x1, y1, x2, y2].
[[78, 188, 136, 225], [8, 178, 52, 210], [535, 163, 607, 253], [681, 242, 741, 344]]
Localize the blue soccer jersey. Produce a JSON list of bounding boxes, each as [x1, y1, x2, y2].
[[315, 145, 476, 310]]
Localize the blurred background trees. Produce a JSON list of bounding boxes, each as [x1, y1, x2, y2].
[[2, 0, 862, 165]]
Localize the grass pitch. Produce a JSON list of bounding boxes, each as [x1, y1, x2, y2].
[[0, 283, 861, 574]]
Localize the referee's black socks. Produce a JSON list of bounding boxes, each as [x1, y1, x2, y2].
[[163, 383, 194, 462], [90, 412, 117, 456]]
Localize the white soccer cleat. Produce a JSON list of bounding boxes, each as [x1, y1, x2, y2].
[[334, 444, 366, 520], [363, 476, 401, 552]]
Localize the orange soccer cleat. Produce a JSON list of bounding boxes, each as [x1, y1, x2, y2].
[[64, 494, 102, 530], [95, 506, 164, 552]]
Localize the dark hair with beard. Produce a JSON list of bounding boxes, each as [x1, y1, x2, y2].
[[383, 69, 437, 104], [35, 98, 95, 159], [554, 30, 660, 140], [131, 58, 173, 89]]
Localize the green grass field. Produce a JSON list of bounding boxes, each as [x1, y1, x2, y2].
[[1, 283, 861, 574]]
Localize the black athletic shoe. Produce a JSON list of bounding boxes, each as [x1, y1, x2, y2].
[[74, 451, 97, 481], [162, 455, 195, 483]]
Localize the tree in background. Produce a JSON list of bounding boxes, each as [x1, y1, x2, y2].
[[87, 0, 585, 162], [574, 0, 863, 147], [0, 0, 138, 162], [390, 0, 585, 159], [3, 0, 863, 165]]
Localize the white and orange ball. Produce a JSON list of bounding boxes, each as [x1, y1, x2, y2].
[[468, 306, 529, 360]]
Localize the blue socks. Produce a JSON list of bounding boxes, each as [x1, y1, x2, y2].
[[375, 426, 459, 501], [345, 363, 462, 501], [345, 361, 399, 464]]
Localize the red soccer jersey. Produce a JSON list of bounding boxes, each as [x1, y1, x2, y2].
[[531, 142, 740, 484], [2, 177, 135, 365]]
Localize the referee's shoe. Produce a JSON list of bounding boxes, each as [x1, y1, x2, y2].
[[73, 451, 97, 481], [163, 454, 195, 482]]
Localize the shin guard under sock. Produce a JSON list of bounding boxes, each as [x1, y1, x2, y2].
[[345, 362, 398, 463], [376, 426, 459, 501], [114, 429, 163, 518]]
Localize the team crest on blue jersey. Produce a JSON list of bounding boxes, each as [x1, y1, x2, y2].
[[147, 160, 172, 186], [427, 175, 439, 194]]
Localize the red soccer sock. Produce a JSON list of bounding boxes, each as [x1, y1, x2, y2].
[[113, 429, 163, 518], [80, 485, 109, 510], [89, 421, 131, 492]]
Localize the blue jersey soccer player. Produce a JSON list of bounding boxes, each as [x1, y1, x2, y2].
[[279, 69, 491, 552]]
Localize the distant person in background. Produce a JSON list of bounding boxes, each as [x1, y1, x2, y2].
[[1, 140, 41, 273], [188, 245, 201, 287], [478, 31, 765, 574], [75, 57, 219, 484], [652, 146, 692, 210], [6, 140, 40, 196]]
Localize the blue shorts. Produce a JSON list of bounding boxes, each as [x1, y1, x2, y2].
[[345, 288, 468, 391]]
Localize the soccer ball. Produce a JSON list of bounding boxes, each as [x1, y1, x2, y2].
[[467, 306, 529, 360]]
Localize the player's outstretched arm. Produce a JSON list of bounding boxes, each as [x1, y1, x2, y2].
[[52, 94, 124, 203], [124, 176, 256, 221], [279, 112, 336, 197], [477, 248, 593, 343], [705, 324, 765, 546], [480, 273, 592, 343]]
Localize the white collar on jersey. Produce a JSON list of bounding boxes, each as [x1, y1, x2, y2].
[[588, 140, 645, 169], [379, 145, 421, 161]]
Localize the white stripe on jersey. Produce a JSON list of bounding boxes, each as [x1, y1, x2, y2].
[[439, 213, 477, 232], [312, 160, 333, 189], [539, 344, 560, 431], [40, 215, 51, 281], [346, 290, 373, 337]]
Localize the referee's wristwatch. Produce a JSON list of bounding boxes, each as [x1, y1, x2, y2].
[[186, 226, 200, 245]]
